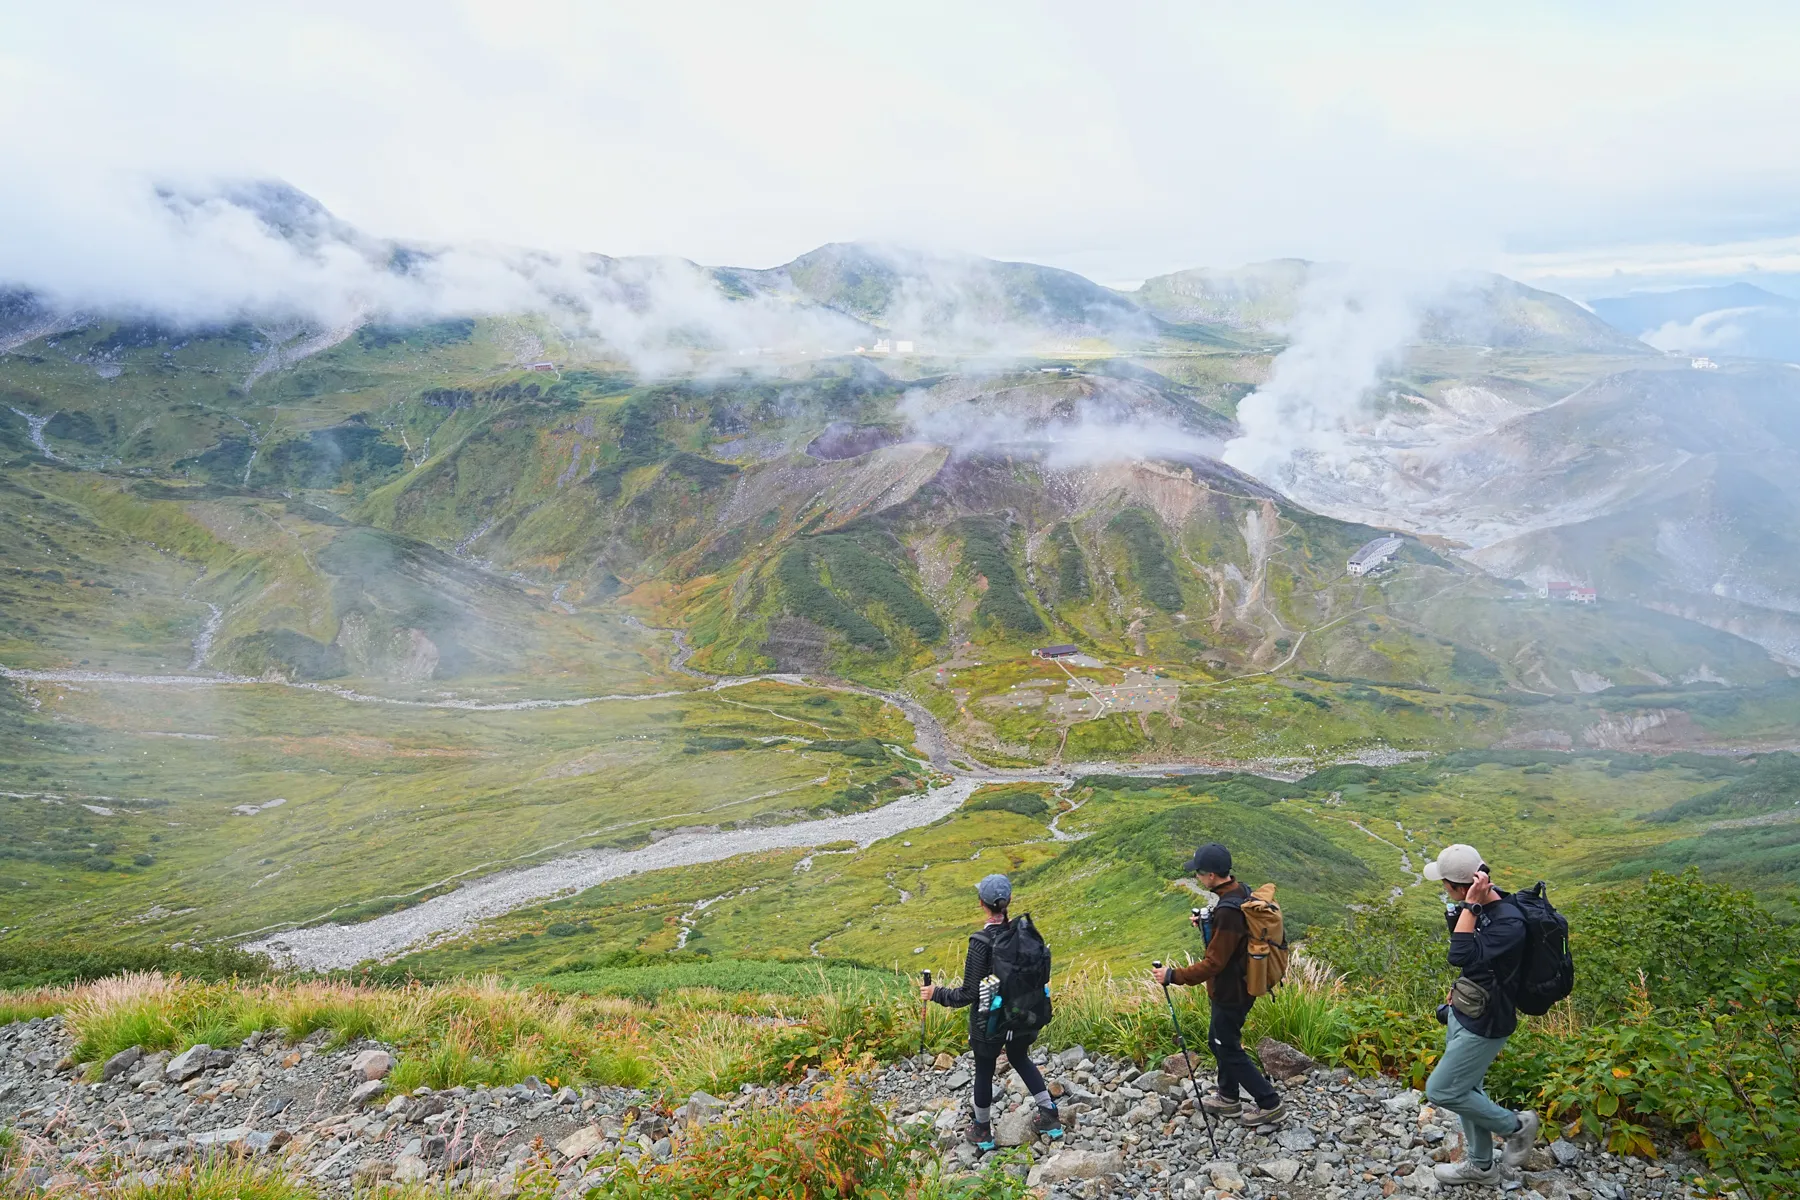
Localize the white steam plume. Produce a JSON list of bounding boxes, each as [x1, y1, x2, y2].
[[1222, 266, 1424, 491]]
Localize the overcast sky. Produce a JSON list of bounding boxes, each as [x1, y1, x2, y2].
[[5, 1, 1800, 292]]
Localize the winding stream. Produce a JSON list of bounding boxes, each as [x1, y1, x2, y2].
[[248, 776, 993, 969]]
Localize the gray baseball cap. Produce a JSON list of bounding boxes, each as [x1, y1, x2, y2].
[[1423, 844, 1484, 885], [977, 874, 1012, 907]]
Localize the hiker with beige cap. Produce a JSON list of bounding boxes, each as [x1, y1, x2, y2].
[[1421, 843, 1542, 1185]]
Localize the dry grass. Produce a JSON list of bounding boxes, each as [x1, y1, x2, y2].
[[7, 958, 1361, 1105]]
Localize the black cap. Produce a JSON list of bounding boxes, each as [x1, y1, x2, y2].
[[1183, 842, 1232, 875]]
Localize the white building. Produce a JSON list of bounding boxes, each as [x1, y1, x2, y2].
[[872, 338, 892, 354], [894, 339, 914, 353], [1347, 535, 1404, 577], [1692, 357, 1719, 370]]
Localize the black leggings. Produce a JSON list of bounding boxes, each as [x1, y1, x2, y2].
[[973, 1040, 1047, 1111]]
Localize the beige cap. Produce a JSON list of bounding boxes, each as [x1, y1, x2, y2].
[[1423, 843, 1484, 885]]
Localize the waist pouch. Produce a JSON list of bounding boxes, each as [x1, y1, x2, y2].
[[1450, 976, 1490, 1021]]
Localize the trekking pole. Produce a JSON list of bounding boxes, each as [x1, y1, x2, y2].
[[920, 970, 932, 1057], [1153, 960, 1218, 1157]]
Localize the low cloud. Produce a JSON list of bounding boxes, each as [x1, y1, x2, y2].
[[0, 176, 870, 374], [897, 380, 1223, 469]]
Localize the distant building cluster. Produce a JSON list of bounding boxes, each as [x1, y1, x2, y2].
[[859, 338, 916, 355], [526, 361, 557, 372], [1540, 581, 1598, 604], [1691, 357, 1719, 370], [1347, 536, 1404, 577]]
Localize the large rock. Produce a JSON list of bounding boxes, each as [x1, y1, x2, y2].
[[679, 1090, 726, 1125], [100, 1046, 142, 1083], [164, 1044, 211, 1083], [1401, 1167, 1442, 1192], [189, 1126, 251, 1148], [943, 1069, 971, 1090], [557, 1125, 607, 1161], [349, 1049, 393, 1081], [393, 1154, 429, 1183], [240, 1130, 292, 1156], [1134, 1069, 1176, 1095], [1124, 1096, 1163, 1126], [348, 1079, 386, 1106], [1206, 1161, 1246, 1191], [994, 1106, 1037, 1147], [1027, 1148, 1124, 1185], [1255, 1037, 1319, 1080], [933, 1052, 955, 1070], [128, 1052, 169, 1086], [1260, 1158, 1303, 1184], [1384, 1088, 1424, 1112], [1550, 1140, 1583, 1168], [1277, 1125, 1318, 1152]]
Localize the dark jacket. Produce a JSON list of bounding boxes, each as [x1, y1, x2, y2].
[[1170, 880, 1252, 1008], [932, 920, 1025, 1048], [1446, 889, 1528, 1039]]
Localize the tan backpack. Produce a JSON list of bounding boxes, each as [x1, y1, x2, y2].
[[1234, 883, 1290, 996]]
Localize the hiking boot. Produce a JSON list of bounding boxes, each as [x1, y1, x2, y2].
[[964, 1120, 995, 1152], [1033, 1104, 1064, 1139], [1434, 1159, 1502, 1186], [1503, 1109, 1540, 1167], [1240, 1099, 1286, 1126], [1200, 1093, 1243, 1117]]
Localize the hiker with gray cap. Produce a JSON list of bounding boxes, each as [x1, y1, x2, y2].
[[1421, 843, 1541, 1185], [921, 873, 1062, 1152]]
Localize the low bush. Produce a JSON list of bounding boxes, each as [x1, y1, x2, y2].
[[965, 789, 1051, 818], [590, 1073, 1029, 1199], [0, 940, 271, 990]]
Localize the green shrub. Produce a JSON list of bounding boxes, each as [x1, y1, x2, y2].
[[1108, 508, 1182, 611], [0, 940, 270, 990], [588, 1076, 1029, 1199], [954, 517, 1044, 634], [966, 789, 1050, 818], [777, 547, 888, 650], [812, 532, 943, 642], [1049, 522, 1090, 602]]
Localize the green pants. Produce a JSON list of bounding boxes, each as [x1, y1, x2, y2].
[[1424, 1017, 1518, 1167]]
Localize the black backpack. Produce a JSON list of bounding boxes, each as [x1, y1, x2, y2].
[[1508, 882, 1575, 1016], [982, 914, 1053, 1041]]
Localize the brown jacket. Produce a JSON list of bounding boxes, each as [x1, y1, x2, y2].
[[1170, 880, 1252, 1007]]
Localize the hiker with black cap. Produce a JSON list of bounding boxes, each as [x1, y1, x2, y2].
[[1152, 842, 1287, 1126], [1421, 843, 1540, 1185], [921, 873, 1062, 1151]]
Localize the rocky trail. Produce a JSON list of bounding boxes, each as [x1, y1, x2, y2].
[[1, 1015, 1697, 1199]]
